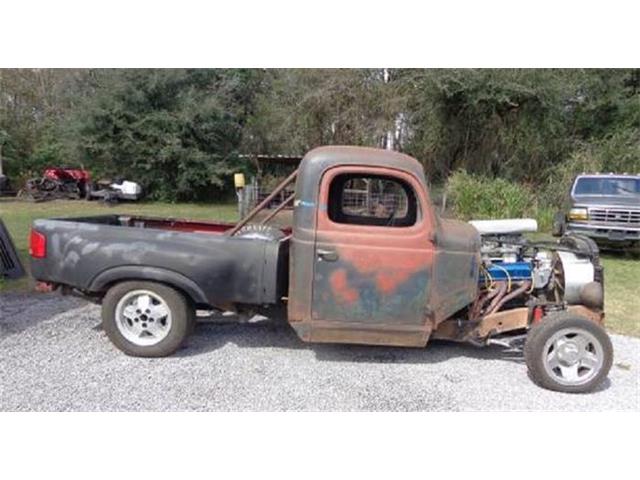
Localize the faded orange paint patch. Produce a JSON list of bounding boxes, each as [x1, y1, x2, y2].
[[337, 248, 426, 295], [340, 249, 430, 275], [329, 268, 359, 304]]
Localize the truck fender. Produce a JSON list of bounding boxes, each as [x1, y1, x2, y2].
[[88, 266, 209, 305]]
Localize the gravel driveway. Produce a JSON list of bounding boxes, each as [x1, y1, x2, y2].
[[1, 292, 638, 411]]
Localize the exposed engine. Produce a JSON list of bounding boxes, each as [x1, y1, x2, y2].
[[470, 219, 604, 319]]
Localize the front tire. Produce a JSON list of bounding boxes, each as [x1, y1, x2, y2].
[[524, 312, 612, 393], [102, 281, 194, 357]]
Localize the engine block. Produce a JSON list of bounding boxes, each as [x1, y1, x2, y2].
[[479, 261, 532, 284]]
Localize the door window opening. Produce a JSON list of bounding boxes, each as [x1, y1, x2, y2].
[[327, 173, 418, 227]]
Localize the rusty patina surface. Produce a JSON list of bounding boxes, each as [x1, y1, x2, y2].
[[287, 146, 479, 347], [567, 305, 605, 324], [432, 305, 604, 342]]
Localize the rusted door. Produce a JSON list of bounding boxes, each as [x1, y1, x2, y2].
[[310, 166, 436, 337]]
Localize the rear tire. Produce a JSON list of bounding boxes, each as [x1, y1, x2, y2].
[[524, 312, 612, 393], [102, 281, 194, 357]]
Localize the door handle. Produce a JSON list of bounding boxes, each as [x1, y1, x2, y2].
[[317, 248, 339, 262]]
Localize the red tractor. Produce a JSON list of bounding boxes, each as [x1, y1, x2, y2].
[[24, 167, 91, 201]]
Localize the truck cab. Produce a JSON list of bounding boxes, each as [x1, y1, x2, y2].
[[287, 147, 480, 347]]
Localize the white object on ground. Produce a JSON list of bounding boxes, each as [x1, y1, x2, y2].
[[111, 181, 142, 196]]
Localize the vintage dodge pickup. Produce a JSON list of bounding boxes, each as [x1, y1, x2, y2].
[[30, 147, 612, 393]]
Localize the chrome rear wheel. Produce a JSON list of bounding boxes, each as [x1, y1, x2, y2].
[[115, 290, 173, 346], [103, 281, 194, 357]]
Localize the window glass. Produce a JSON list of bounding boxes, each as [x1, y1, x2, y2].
[[574, 177, 640, 196], [327, 173, 418, 227]]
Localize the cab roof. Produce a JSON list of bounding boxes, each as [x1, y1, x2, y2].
[[299, 146, 425, 183], [293, 146, 428, 236]]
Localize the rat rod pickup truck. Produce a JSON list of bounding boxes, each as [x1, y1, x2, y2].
[[30, 146, 612, 393]]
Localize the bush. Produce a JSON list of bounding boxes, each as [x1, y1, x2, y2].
[[446, 170, 557, 232], [535, 206, 555, 234], [447, 170, 537, 219]]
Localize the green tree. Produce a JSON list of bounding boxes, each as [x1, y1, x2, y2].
[[242, 69, 400, 154], [69, 69, 261, 201], [1, 68, 638, 205], [400, 69, 639, 184], [0, 69, 93, 180]]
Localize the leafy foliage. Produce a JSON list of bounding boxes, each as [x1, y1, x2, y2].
[[242, 69, 397, 153], [1, 68, 638, 209], [447, 170, 536, 219], [446, 170, 557, 231], [67, 69, 260, 201]]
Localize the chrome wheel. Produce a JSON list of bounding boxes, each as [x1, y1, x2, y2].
[[115, 290, 172, 346], [542, 328, 604, 387]]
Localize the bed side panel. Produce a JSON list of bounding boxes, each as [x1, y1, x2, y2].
[[30, 219, 278, 306]]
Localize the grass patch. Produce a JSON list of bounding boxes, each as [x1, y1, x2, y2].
[[600, 255, 640, 337]]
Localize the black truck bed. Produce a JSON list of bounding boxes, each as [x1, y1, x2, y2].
[[30, 215, 289, 308]]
